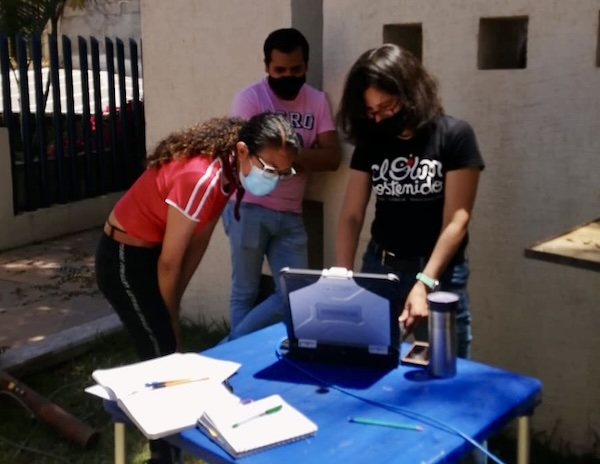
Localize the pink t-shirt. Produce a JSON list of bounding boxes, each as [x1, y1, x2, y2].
[[114, 157, 232, 243], [229, 77, 335, 213]]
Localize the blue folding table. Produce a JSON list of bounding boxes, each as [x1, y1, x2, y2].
[[108, 323, 541, 464]]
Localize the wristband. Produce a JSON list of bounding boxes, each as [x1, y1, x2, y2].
[[416, 272, 439, 291]]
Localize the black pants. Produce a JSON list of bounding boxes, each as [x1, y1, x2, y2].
[[95, 233, 181, 464]]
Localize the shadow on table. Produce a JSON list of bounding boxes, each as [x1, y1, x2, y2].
[[253, 357, 393, 390]]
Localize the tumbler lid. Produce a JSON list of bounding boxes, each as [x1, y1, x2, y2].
[[427, 291, 459, 312]]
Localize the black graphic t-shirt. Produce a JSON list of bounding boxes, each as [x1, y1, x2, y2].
[[351, 115, 485, 259]]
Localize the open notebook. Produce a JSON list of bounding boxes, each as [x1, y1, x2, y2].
[[197, 394, 317, 458], [87, 352, 241, 439]]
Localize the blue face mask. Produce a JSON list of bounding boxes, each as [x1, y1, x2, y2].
[[239, 163, 279, 196]]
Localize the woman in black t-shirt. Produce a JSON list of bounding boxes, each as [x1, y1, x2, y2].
[[335, 44, 484, 358]]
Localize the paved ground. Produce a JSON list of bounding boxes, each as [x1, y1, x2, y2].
[[0, 227, 119, 373]]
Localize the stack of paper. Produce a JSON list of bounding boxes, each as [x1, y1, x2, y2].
[[86, 352, 241, 439], [197, 394, 318, 458]]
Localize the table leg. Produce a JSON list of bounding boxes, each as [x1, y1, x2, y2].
[[114, 422, 126, 464], [517, 416, 530, 464]]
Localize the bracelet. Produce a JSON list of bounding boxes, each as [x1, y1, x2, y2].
[[415, 272, 440, 291]]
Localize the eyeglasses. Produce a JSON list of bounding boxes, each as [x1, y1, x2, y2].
[[365, 98, 400, 120], [254, 155, 296, 180]]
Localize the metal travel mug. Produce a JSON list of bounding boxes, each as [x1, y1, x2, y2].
[[427, 291, 459, 378]]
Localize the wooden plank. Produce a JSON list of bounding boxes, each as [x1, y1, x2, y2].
[[524, 217, 600, 272]]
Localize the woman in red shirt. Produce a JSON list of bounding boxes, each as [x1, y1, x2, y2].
[[95, 112, 298, 464]]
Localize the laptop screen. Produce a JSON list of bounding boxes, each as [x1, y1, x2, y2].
[[279, 268, 402, 362]]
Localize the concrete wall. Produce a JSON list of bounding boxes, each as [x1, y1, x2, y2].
[[139, 0, 600, 453], [59, 0, 141, 74], [0, 128, 121, 251], [321, 0, 600, 453], [61, 0, 141, 43]]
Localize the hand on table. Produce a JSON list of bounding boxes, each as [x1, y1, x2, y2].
[[399, 281, 429, 335]]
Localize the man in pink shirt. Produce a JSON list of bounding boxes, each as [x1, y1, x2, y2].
[[224, 28, 341, 340]]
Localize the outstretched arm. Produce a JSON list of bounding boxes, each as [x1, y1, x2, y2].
[[179, 217, 219, 293], [335, 169, 372, 270], [400, 167, 481, 330], [158, 206, 200, 350]]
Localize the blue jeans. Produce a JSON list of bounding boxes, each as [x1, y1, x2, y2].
[[361, 242, 473, 359], [223, 201, 308, 340]]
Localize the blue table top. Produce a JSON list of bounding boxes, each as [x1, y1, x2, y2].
[[164, 323, 542, 464]]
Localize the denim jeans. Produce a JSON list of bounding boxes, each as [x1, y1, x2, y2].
[[361, 242, 473, 359], [223, 201, 308, 340]]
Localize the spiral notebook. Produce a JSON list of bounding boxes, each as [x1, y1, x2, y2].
[[197, 394, 317, 458], [87, 352, 241, 439]]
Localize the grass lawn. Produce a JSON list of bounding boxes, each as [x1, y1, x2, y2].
[[1, 318, 598, 464], [0, 318, 227, 464]]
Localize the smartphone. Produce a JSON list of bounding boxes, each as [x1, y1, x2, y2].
[[400, 341, 430, 367]]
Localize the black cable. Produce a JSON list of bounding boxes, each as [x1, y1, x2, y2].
[[275, 348, 504, 464]]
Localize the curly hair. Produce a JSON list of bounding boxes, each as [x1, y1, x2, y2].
[[143, 113, 300, 220], [145, 117, 245, 168], [336, 44, 444, 144]]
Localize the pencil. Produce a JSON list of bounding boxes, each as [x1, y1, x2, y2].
[[349, 417, 423, 431], [145, 377, 209, 389]]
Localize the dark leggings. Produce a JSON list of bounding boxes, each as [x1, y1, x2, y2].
[[95, 233, 182, 464]]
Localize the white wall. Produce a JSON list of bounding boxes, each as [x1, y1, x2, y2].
[[59, 0, 141, 75], [322, 0, 600, 453], [61, 0, 141, 42]]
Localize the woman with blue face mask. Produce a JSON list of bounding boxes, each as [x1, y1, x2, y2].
[[238, 127, 297, 196], [95, 112, 298, 464]]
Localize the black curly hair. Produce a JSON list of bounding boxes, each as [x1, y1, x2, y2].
[[144, 112, 300, 220], [145, 117, 244, 168]]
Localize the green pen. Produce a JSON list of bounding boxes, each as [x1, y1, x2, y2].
[[349, 417, 423, 431], [232, 404, 283, 428]]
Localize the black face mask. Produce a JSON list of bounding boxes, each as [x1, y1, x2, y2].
[[366, 110, 408, 138], [268, 75, 306, 100]]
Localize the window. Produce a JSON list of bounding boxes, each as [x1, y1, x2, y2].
[[478, 16, 528, 70], [383, 24, 423, 61]]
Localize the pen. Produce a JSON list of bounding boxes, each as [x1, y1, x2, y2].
[[349, 417, 423, 431], [145, 377, 209, 389], [232, 404, 283, 428]]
